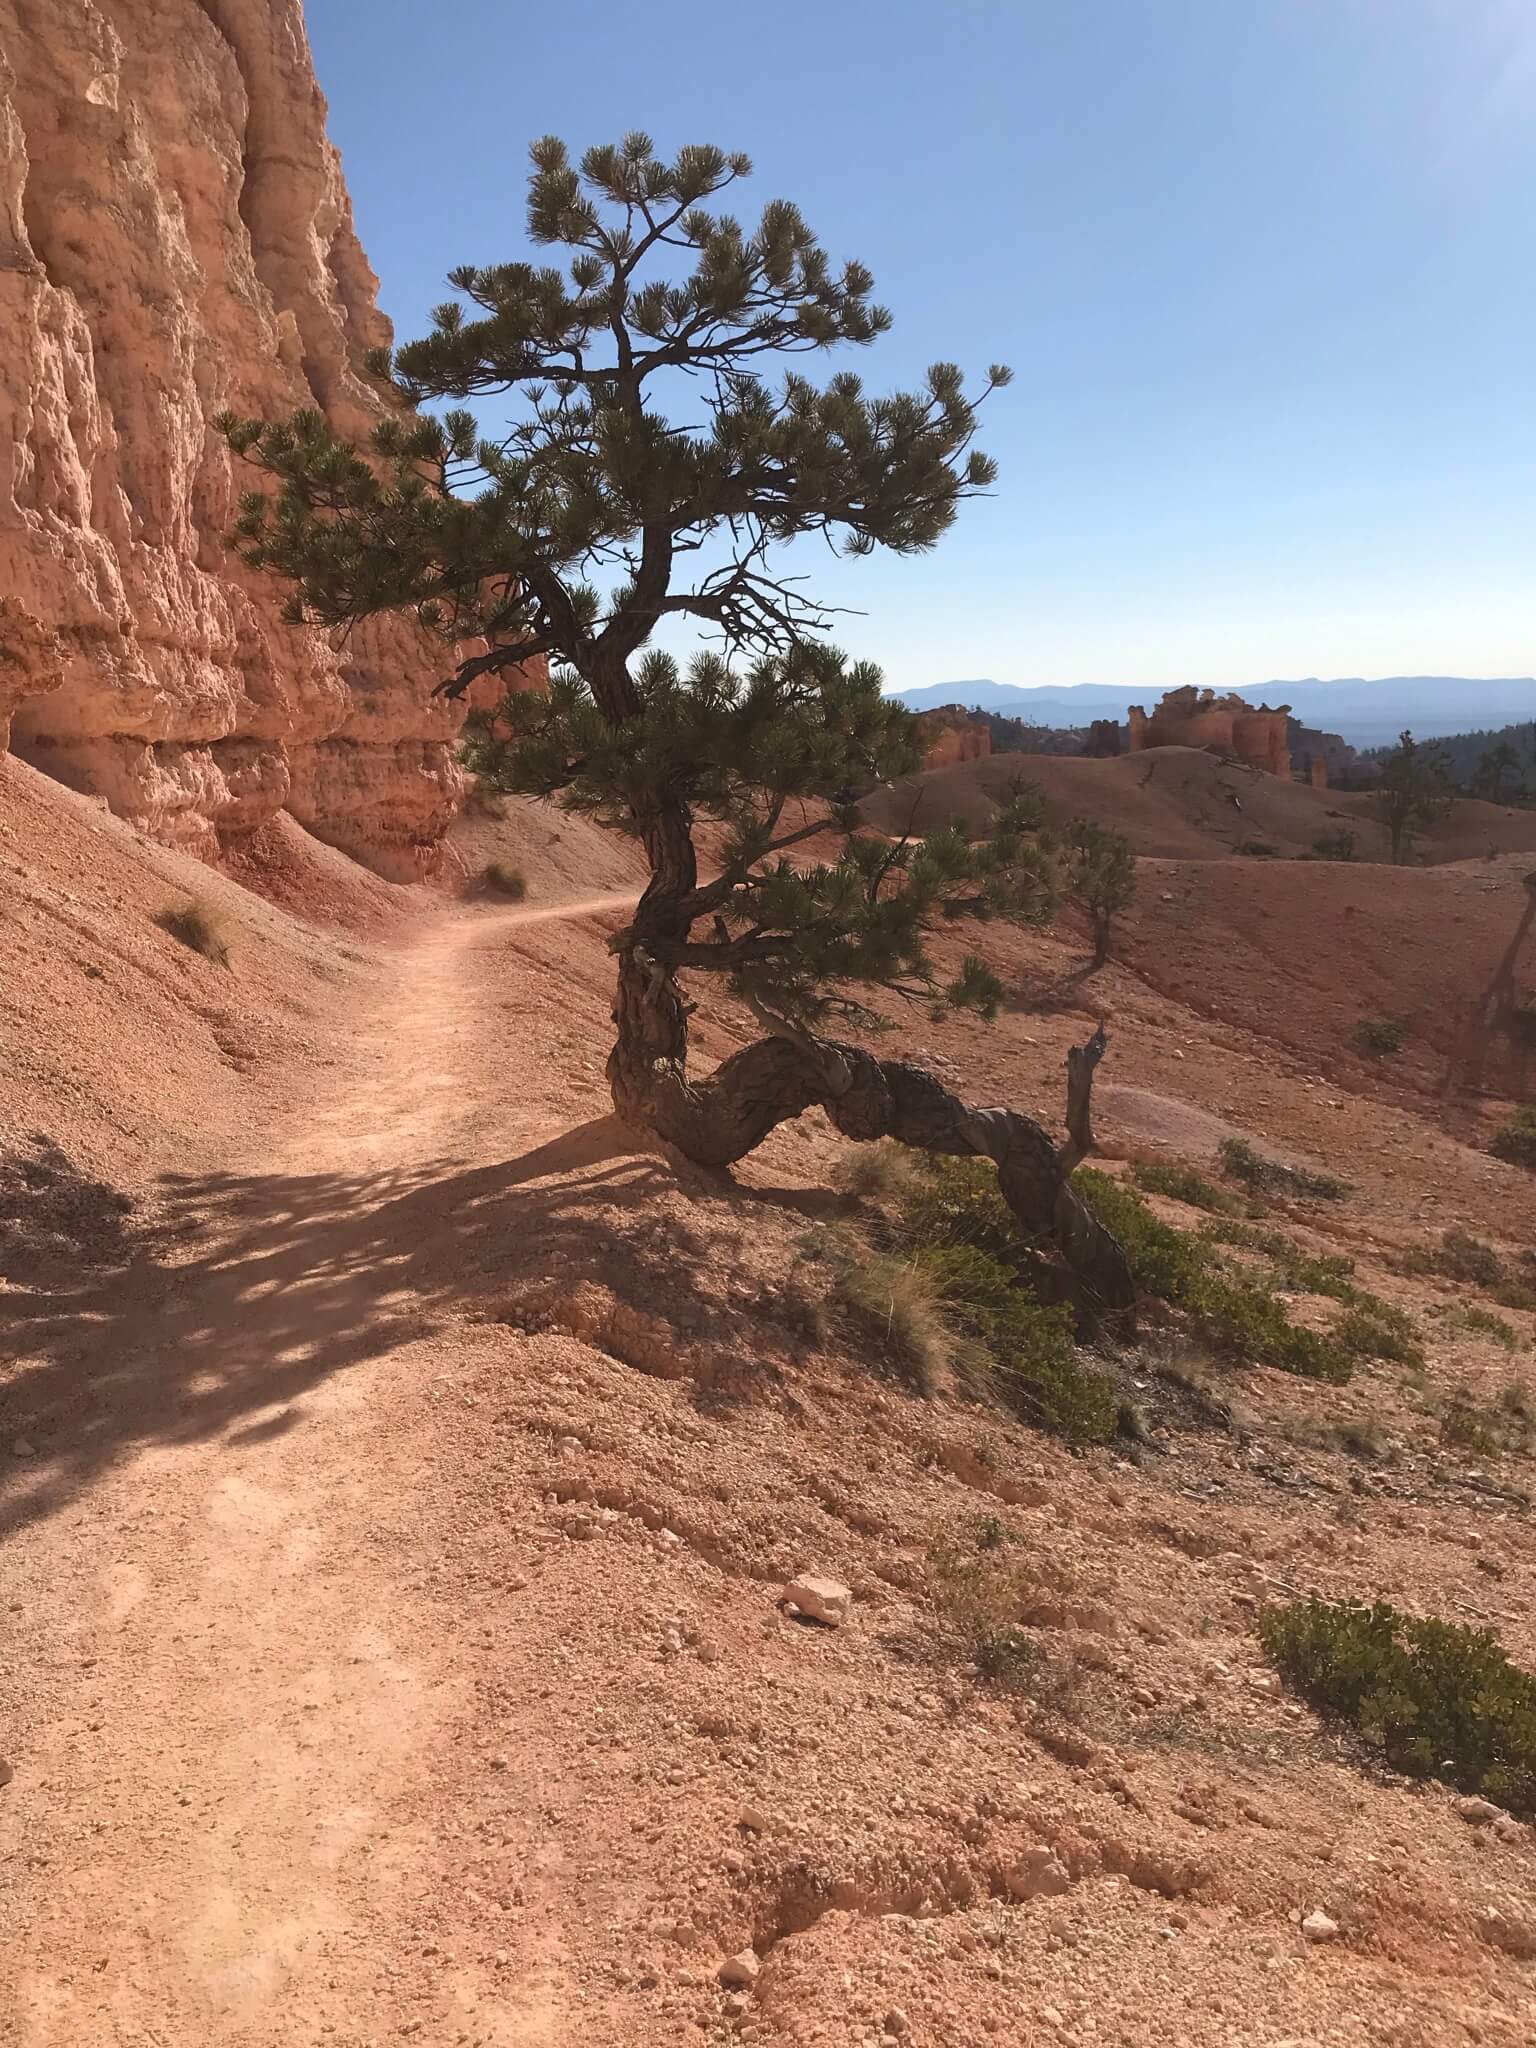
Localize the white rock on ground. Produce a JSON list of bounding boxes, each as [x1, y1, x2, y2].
[[781, 1574, 852, 1627]]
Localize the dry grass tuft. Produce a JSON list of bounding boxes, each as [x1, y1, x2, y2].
[[154, 896, 231, 967]]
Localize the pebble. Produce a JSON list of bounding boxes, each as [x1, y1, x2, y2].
[[1301, 1910, 1339, 1943], [717, 1949, 760, 1989], [10, 1437, 36, 1458], [780, 1574, 852, 1628], [885, 2010, 910, 2037], [0, 1758, 13, 1788]]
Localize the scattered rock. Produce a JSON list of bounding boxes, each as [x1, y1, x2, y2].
[[10, 1437, 36, 1458], [0, 1759, 14, 1789], [1002, 1845, 1072, 1901], [780, 1574, 852, 1628], [1454, 1795, 1504, 1825], [884, 2008, 910, 2036], [717, 1949, 760, 1990], [1300, 1910, 1338, 1944]]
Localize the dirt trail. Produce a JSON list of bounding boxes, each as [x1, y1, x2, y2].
[[4, 895, 637, 2048]]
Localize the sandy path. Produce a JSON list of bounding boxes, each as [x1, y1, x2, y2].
[[3, 895, 636, 2048]]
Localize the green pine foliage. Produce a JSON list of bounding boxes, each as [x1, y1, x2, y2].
[[1259, 1596, 1536, 1816], [1490, 1108, 1536, 1171], [1064, 816, 1136, 964], [214, 135, 1038, 1041]]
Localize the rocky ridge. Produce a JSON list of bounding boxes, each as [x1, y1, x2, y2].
[[0, 0, 534, 877]]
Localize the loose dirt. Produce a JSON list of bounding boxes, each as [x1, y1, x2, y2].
[[6, 760, 1536, 2048]]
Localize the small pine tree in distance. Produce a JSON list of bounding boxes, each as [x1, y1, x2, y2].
[[216, 134, 1132, 1309], [1374, 729, 1453, 864], [1064, 817, 1136, 966]]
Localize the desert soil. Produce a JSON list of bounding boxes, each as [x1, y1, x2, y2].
[[5, 758, 1536, 2048]]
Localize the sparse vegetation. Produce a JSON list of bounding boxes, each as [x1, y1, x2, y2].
[[1064, 816, 1136, 965], [1074, 1170, 1357, 1381], [1219, 1137, 1348, 1202], [829, 1149, 1119, 1441], [1400, 1227, 1506, 1288], [1259, 1595, 1536, 1816], [154, 896, 231, 967], [1372, 729, 1454, 864], [1233, 839, 1279, 858], [1332, 1297, 1424, 1370], [927, 1524, 1082, 1702], [1440, 1379, 1534, 1456], [1310, 828, 1357, 862], [1354, 1015, 1406, 1057], [462, 778, 508, 818], [1490, 1107, 1536, 1172], [1130, 1159, 1238, 1214], [1441, 1303, 1524, 1352], [481, 861, 528, 901]]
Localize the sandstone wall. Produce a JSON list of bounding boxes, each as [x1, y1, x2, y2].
[[1128, 687, 1291, 777], [916, 705, 991, 768], [0, 0, 503, 877]]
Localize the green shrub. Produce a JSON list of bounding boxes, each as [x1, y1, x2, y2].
[[836, 1152, 1118, 1442], [1258, 1596, 1536, 1815], [154, 896, 231, 967], [1490, 1108, 1536, 1171], [1440, 1379, 1534, 1456], [1234, 839, 1279, 858], [1354, 1015, 1406, 1057], [1401, 1228, 1506, 1289], [1311, 828, 1357, 862], [927, 1534, 1081, 1700], [1131, 1160, 1239, 1214], [1444, 1303, 1524, 1352], [1333, 1297, 1424, 1369], [1074, 1171, 1353, 1382], [1220, 1137, 1348, 1201], [481, 861, 529, 900]]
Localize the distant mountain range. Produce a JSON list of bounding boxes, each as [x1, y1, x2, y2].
[[892, 678, 1536, 750]]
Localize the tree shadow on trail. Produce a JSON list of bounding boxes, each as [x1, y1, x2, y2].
[[0, 1116, 737, 1540]]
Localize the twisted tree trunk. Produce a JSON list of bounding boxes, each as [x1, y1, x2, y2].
[[607, 954, 1134, 1318]]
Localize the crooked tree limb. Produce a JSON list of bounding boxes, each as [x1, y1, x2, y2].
[[1059, 1020, 1108, 1174], [606, 973, 1133, 1317]]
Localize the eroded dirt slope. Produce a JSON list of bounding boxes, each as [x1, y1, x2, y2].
[[4, 767, 1536, 2047]]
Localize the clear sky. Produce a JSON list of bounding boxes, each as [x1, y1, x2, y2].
[[305, 0, 1536, 694]]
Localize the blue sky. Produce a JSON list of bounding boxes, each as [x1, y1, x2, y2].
[[306, 0, 1536, 694]]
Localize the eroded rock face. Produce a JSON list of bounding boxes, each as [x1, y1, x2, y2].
[[915, 704, 991, 768], [0, 0, 502, 877]]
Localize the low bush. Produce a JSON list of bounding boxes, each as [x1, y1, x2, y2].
[[1354, 1015, 1406, 1057], [1074, 1171, 1354, 1382], [1258, 1595, 1536, 1815], [1220, 1137, 1348, 1202], [1311, 828, 1357, 862], [1234, 839, 1280, 858], [1131, 1160, 1239, 1214], [927, 1528, 1083, 1702], [1440, 1379, 1534, 1456], [481, 862, 529, 901], [1400, 1227, 1506, 1289], [834, 1152, 1119, 1442], [1443, 1303, 1524, 1352], [154, 896, 231, 967], [1332, 1297, 1424, 1369], [1490, 1107, 1536, 1171]]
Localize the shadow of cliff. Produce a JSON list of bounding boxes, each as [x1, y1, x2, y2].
[[0, 1116, 809, 1538]]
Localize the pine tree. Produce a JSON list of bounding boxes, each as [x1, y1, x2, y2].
[[1373, 730, 1453, 864], [1065, 818, 1137, 966], [216, 134, 1132, 1309]]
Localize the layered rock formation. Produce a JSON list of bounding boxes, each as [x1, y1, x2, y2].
[[1128, 686, 1291, 777], [915, 704, 991, 768], [0, 0, 522, 876]]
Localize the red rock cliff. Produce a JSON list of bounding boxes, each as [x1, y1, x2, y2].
[[915, 705, 991, 768], [0, 0, 497, 878]]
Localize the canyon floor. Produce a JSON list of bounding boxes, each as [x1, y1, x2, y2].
[[5, 753, 1536, 2048]]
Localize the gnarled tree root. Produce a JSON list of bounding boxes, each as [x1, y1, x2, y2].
[[611, 1026, 1135, 1321]]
